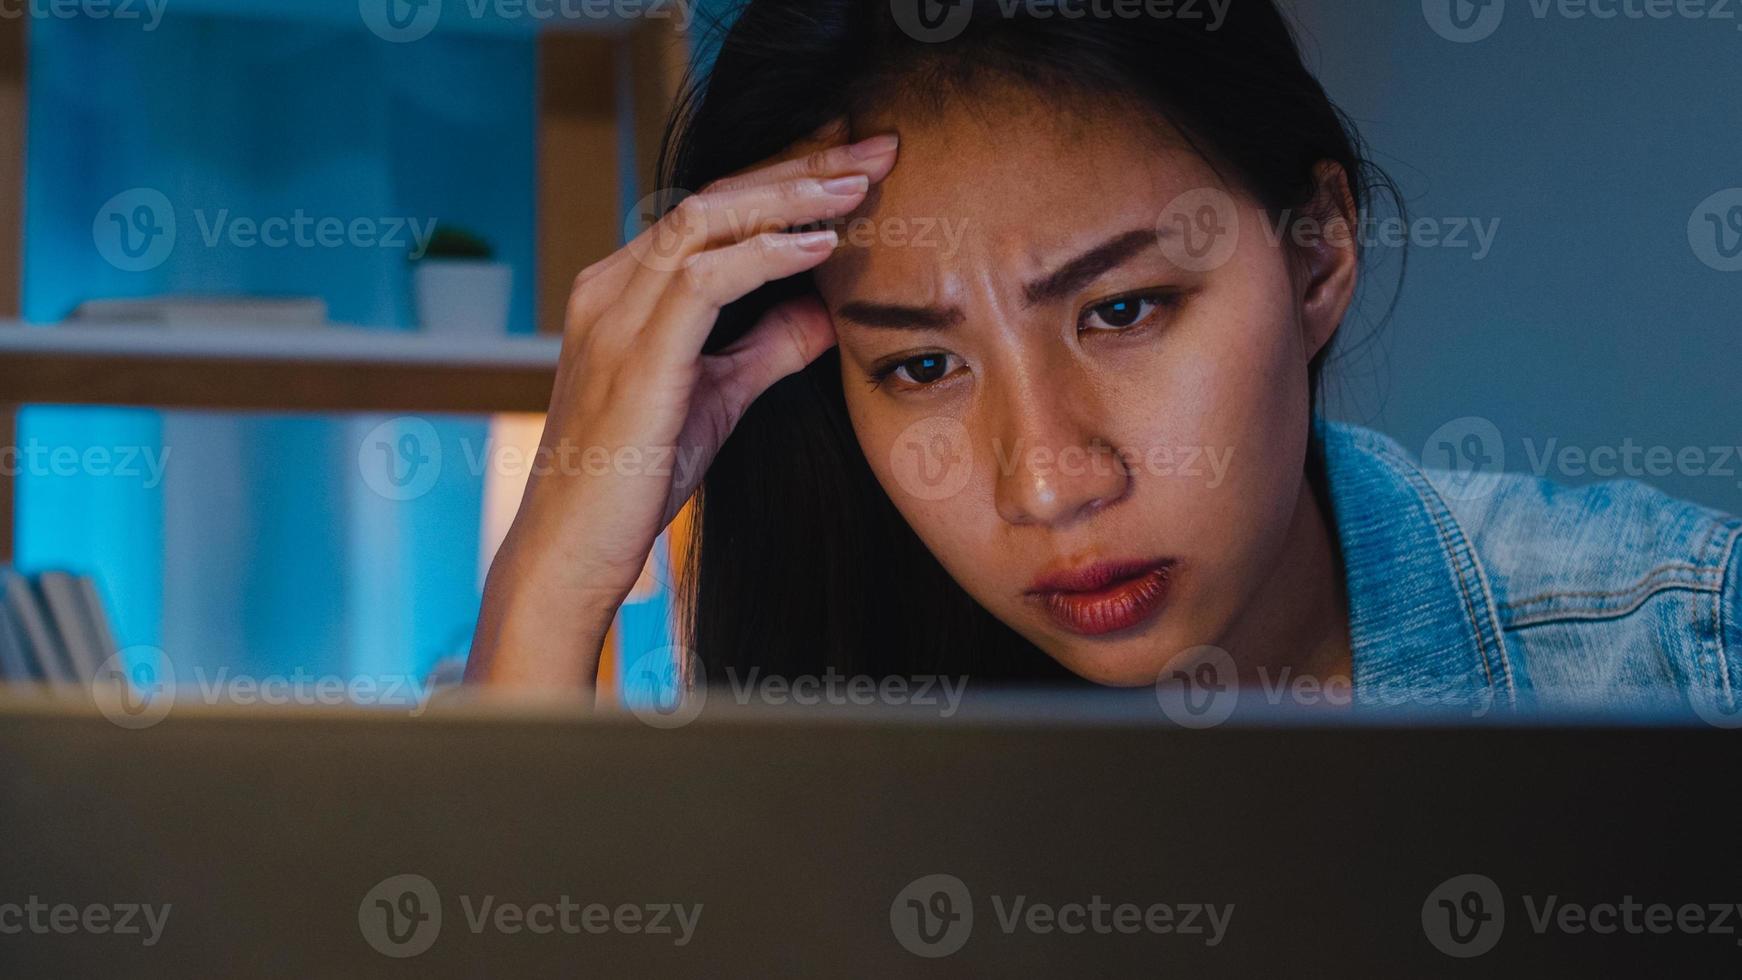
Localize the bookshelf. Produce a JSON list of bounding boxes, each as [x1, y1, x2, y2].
[[0, 10, 691, 561], [0, 322, 561, 413]]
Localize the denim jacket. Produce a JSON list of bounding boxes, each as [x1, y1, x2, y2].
[[1320, 421, 1742, 720]]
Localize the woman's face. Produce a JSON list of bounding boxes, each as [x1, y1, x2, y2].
[[811, 88, 1357, 686]]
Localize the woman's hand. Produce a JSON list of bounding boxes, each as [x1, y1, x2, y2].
[[466, 127, 900, 689]]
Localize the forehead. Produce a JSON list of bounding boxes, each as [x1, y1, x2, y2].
[[815, 87, 1223, 296]]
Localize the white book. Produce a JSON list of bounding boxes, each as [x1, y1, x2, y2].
[[0, 600, 34, 683], [68, 295, 329, 327], [37, 572, 103, 682], [1, 569, 72, 684]]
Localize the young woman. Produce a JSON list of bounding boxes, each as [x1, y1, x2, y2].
[[465, 0, 1742, 716]]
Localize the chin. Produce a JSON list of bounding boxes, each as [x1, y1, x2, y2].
[[1041, 633, 1182, 688]]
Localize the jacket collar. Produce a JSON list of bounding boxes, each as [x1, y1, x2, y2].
[[1318, 420, 1519, 713]]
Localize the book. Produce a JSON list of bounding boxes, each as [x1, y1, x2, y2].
[[0, 599, 34, 683], [37, 572, 104, 682], [76, 576, 121, 667], [1, 568, 72, 684], [68, 295, 329, 327]]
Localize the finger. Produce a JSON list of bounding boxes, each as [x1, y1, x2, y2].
[[632, 135, 896, 267], [614, 164, 880, 318], [586, 129, 897, 314], [643, 229, 839, 363], [702, 132, 899, 196], [707, 293, 838, 413], [634, 174, 871, 264], [578, 129, 897, 334]]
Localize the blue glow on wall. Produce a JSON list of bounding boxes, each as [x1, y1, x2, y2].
[[20, 14, 536, 680]]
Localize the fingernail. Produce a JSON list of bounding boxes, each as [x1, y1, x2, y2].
[[821, 174, 870, 196], [848, 133, 900, 160], [791, 230, 839, 251]]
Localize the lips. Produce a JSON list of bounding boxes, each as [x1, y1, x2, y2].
[[1025, 558, 1176, 637]]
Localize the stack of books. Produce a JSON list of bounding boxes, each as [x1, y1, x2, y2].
[[68, 295, 330, 326], [0, 569, 120, 686]]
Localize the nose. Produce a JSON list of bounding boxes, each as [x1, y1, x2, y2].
[[989, 382, 1131, 529]]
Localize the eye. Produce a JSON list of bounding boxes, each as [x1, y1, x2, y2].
[[891, 352, 958, 386], [1079, 291, 1178, 333], [870, 351, 963, 391]]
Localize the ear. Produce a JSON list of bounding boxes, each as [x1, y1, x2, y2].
[[1295, 160, 1360, 362]]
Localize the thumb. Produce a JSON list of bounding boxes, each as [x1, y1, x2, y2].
[[710, 292, 838, 414]]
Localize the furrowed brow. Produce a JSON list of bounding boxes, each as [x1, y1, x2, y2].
[[1022, 228, 1161, 306], [834, 302, 966, 331]]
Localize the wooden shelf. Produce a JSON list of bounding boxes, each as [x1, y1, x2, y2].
[[0, 323, 559, 414], [0, 15, 689, 556]]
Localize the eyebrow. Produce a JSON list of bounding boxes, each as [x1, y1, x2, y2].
[[833, 227, 1161, 331]]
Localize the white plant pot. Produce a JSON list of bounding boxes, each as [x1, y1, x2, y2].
[[414, 260, 512, 335]]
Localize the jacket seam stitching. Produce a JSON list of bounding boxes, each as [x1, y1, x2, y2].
[[1714, 523, 1741, 706], [1505, 566, 1724, 611], [1367, 438, 1509, 695], [1503, 582, 1725, 629]]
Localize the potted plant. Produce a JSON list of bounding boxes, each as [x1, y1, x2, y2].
[[412, 226, 512, 335]]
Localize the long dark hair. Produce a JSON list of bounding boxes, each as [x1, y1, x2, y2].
[[659, 0, 1401, 684]]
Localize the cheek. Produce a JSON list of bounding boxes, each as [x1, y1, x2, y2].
[[843, 388, 1006, 586], [1097, 237, 1311, 584]]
